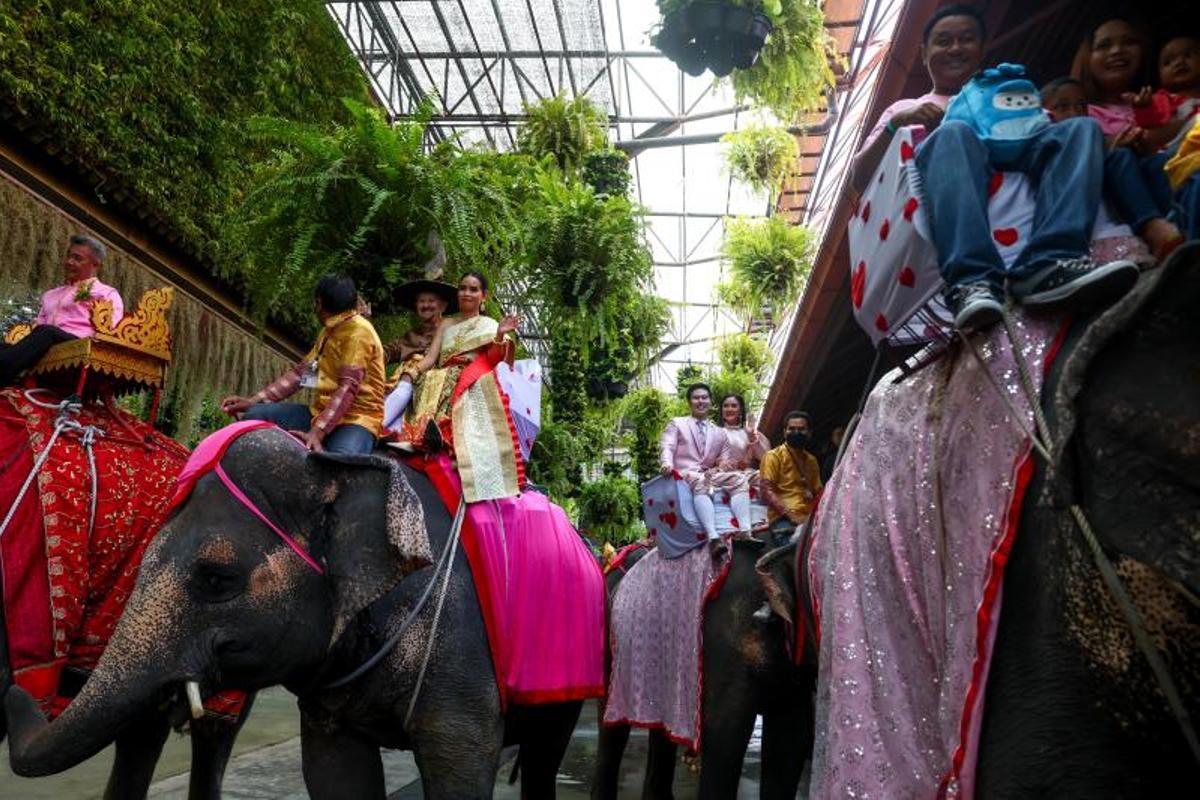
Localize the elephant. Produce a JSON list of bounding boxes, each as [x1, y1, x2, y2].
[[0, 599, 252, 800], [4, 428, 583, 799], [757, 247, 1200, 797], [593, 536, 816, 799], [0, 388, 251, 800]]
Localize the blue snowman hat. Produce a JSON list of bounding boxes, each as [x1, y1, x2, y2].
[[945, 63, 1049, 167]]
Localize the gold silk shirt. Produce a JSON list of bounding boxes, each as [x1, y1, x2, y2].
[[759, 444, 823, 523], [305, 310, 387, 436]]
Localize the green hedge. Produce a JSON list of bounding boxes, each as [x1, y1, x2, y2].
[[0, 0, 368, 259]]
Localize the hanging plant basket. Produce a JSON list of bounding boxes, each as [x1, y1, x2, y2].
[[653, 2, 773, 79]]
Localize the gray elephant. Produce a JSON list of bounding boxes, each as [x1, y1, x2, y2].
[[5, 429, 583, 799], [758, 247, 1200, 796], [0, 603, 251, 800], [593, 538, 816, 799]]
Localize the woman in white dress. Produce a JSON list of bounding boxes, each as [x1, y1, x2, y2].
[[708, 394, 769, 532]]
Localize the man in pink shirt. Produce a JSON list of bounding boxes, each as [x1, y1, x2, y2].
[[0, 234, 124, 385]]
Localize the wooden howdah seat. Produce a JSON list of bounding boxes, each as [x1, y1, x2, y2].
[[3, 287, 174, 422]]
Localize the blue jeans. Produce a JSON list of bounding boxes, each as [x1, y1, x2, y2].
[[1104, 147, 1170, 231], [243, 402, 375, 454], [1175, 172, 1200, 240], [915, 117, 1104, 289]]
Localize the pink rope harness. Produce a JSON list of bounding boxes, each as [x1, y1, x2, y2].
[[212, 461, 325, 575]]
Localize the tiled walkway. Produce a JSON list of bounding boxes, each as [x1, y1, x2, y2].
[[1, 691, 776, 798]]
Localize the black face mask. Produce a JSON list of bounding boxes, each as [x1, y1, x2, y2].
[[785, 431, 810, 450]]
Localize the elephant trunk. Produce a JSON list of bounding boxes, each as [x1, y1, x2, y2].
[[5, 559, 194, 776]]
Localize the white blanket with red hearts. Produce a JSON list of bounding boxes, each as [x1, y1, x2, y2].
[[848, 126, 1145, 344]]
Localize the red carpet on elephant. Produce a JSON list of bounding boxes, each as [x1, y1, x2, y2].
[[0, 387, 243, 721], [404, 454, 606, 708]]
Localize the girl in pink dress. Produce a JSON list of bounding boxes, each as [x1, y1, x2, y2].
[[707, 394, 769, 533], [1071, 18, 1184, 260]]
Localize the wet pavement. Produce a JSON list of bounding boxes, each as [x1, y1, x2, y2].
[[1, 688, 796, 798]]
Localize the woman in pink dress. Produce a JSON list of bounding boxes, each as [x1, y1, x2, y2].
[[708, 394, 769, 533]]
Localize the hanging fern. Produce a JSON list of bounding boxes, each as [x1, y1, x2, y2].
[[517, 93, 609, 173], [221, 98, 543, 330], [720, 215, 817, 326], [721, 123, 799, 200]]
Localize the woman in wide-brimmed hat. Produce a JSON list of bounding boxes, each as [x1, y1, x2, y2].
[[380, 278, 458, 430]]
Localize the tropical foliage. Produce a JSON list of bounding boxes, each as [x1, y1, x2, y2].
[[222, 99, 540, 329], [718, 214, 817, 326], [577, 476, 644, 544], [583, 149, 633, 197], [721, 124, 799, 199], [652, 0, 837, 122], [729, 0, 839, 122], [517, 93, 609, 173], [524, 173, 656, 344], [620, 386, 686, 483], [0, 0, 367, 259]]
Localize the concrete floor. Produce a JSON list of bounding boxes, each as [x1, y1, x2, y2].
[[1, 689, 783, 799]]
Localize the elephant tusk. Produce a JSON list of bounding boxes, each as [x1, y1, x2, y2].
[[185, 681, 205, 720]]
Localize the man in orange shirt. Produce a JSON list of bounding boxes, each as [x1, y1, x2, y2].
[[221, 274, 386, 454], [758, 410, 823, 535]]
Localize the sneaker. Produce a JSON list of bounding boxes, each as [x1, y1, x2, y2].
[[947, 281, 1004, 332], [1013, 256, 1138, 311]]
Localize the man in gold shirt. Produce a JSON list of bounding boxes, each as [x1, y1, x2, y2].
[[221, 273, 386, 454], [759, 410, 823, 534]]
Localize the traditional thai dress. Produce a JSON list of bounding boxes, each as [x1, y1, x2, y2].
[[708, 426, 769, 494], [402, 314, 523, 502]]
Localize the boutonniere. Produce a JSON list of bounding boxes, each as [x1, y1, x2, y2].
[[73, 279, 95, 303]]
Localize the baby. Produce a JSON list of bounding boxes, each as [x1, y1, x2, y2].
[[1131, 35, 1200, 151], [1043, 76, 1182, 260]]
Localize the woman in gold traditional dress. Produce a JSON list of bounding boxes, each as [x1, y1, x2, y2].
[[399, 272, 522, 502]]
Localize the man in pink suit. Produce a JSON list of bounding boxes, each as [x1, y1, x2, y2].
[[659, 382, 727, 543]]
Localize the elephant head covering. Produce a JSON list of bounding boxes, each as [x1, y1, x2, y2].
[[168, 420, 325, 573]]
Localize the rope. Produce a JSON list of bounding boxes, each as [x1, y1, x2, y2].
[[405, 500, 465, 728], [964, 310, 1200, 764], [323, 498, 462, 690], [0, 393, 104, 543]]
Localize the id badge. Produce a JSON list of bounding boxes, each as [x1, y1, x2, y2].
[[299, 361, 318, 389]]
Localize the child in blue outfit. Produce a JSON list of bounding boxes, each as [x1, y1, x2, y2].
[[914, 66, 1140, 332]]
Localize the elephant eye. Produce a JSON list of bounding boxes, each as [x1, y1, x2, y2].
[[191, 561, 245, 602]]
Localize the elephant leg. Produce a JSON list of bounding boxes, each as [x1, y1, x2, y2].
[[300, 713, 385, 800], [643, 728, 677, 800], [760, 693, 813, 800], [697, 703, 756, 800], [187, 692, 256, 800], [592, 717, 631, 800], [103, 707, 171, 800], [516, 701, 582, 800], [411, 712, 504, 800]]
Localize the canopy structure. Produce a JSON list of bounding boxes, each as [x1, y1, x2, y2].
[[327, 1, 883, 393]]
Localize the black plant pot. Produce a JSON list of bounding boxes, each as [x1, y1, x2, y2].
[[687, 1, 727, 39], [677, 41, 709, 76], [732, 12, 772, 69]]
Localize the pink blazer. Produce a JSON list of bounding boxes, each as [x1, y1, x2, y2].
[[659, 416, 726, 475]]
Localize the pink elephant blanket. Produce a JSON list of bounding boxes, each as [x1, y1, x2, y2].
[[603, 544, 732, 750], [807, 311, 1066, 799], [404, 454, 605, 708]]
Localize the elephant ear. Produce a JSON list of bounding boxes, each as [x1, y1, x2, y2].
[[307, 453, 433, 644], [755, 540, 798, 625]]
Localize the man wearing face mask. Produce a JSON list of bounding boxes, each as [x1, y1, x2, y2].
[[758, 411, 823, 535]]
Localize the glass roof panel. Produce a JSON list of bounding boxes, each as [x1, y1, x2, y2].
[[328, 0, 884, 395]]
